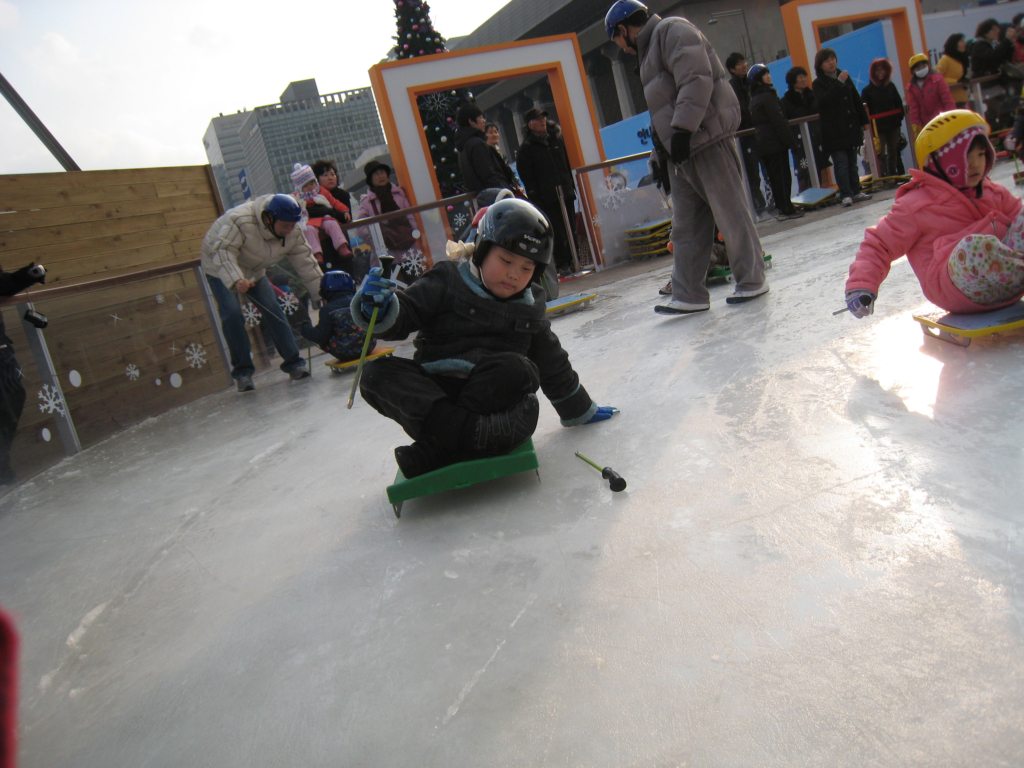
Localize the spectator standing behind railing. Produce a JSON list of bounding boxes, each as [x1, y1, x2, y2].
[[970, 19, 1014, 79], [454, 104, 516, 194], [726, 52, 769, 217], [907, 53, 956, 138], [812, 48, 872, 207], [356, 161, 421, 281], [861, 58, 906, 178], [782, 66, 830, 190], [515, 108, 578, 275], [748, 65, 803, 220], [937, 34, 972, 107]]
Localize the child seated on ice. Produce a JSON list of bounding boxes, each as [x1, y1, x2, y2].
[[300, 270, 366, 362], [845, 110, 1024, 317], [290, 163, 353, 266], [353, 198, 618, 478]]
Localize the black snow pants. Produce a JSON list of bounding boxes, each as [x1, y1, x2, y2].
[[359, 352, 540, 445]]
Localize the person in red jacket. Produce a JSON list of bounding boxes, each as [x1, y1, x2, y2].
[[844, 110, 1024, 317], [290, 163, 352, 267], [906, 53, 956, 137]]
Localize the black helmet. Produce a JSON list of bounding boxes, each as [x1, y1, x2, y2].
[[473, 198, 553, 267]]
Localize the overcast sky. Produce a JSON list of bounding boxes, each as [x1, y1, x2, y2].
[[0, 0, 511, 175]]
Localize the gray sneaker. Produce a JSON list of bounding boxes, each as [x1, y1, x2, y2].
[[851, 192, 873, 202], [289, 368, 311, 381], [236, 376, 255, 392]]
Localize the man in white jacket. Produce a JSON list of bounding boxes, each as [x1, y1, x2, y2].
[[201, 194, 323, 391], [606, 0, 768, 314]]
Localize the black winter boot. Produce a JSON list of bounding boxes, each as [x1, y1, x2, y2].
[[469, 393, 540, 458], [395, 441, 452, 479]]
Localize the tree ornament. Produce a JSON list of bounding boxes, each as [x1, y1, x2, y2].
[[440, 136, 447, 143], [419, 50, 424, 54], [446, 205, 454, 212], [403, 44, 409, 49], [412, 24, 419, 30]]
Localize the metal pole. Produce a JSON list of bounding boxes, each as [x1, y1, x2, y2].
[[799, 120, 819, 187], [193, 266, 233, 385], [573, 169, 602, 272], [18, 302, 81, 456], [0, 71, 80, 172], [556, 185, 582, 275]]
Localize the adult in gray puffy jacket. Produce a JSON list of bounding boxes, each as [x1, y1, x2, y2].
[[606, 0, 768, 314], [201, 194, 322, 391]]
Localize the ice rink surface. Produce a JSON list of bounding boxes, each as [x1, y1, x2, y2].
[[2, 166, 1023, 767]]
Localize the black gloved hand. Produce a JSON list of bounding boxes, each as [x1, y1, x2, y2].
[[16, 263, 46, 285], [671, 130, 692, 164]]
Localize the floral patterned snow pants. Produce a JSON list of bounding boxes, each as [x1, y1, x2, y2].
[[947, 212, 1024, 306]]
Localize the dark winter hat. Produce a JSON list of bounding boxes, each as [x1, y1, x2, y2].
[[524, 107, 548, 123], [364, 160, 392, 186]]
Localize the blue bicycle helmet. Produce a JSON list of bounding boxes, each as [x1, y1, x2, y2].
[[320, 270, 355, 297], [264, 193, 302, 223], [605, 0, 647, 40], [747, 63, 769, 85]]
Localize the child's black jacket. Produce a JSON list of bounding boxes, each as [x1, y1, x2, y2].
[[350, 260, 595, 424]]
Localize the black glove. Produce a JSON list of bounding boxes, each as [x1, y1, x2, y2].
[[671, 130, 692, 164], [15, 263, 45, 285]]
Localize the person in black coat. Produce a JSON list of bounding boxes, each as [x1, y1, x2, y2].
[[971, 18, 1014, 79], [861, 58, 906, 178], [454, 103, 515, 193], [812, 47, 872, 205], [515, 108, 577, 273], [726, 52, 768, 214], [748, 65, 802, 219], [781, 66, 829, 190], [0, 262, 47, 485]]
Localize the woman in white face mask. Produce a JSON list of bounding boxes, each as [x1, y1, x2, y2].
[[906, 53, 956, 138]]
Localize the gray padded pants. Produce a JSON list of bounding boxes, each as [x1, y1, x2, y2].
[[668, 139, 766, 305]]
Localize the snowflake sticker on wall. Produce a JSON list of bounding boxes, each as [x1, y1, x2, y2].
[[452, 212, 468, 229], [599, 176, 628, 211], [184, 343, 207, 370], [278, 293, 300, 316], [242, 303, 262, 328], [155, 294, 165, 304], [401, 247, 427, 277], [38, 384, 66, 418], [125, 364, 140, 381]]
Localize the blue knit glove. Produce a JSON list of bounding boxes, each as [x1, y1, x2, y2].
[[583, 406, 620, 425], [845, 289, 876, 318], [358, 267, 397, 318]]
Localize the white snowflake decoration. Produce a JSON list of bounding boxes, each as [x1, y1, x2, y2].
[[155, 294, 165, 304], [421, 91, 455, 120], [401, 247, 428, 277], [242, 303, 262, 328], [277, 293, 300, 316], [452, 212, 468, 228], [591, 214, 602, 230], [599, 176, 628, 210], [184, 343, 207, 370], [125, 364, 140, 381], [38, 384, 66, 418]]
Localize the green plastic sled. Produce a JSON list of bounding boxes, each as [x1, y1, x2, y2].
[[386, 438, 540, 518]]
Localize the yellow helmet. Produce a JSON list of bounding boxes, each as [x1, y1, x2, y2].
[[909, 53, 930, 70], [915, 109, 989, 168]]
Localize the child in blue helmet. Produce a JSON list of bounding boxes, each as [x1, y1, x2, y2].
[[354, 198, 619, 478], [300, 271, 366, 362]]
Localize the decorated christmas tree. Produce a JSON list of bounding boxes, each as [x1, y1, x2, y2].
[[392, 0, 474, 209]]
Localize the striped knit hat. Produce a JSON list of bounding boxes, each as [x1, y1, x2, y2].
[[290, 163, 318, 195], [929, 124, 994, 188]]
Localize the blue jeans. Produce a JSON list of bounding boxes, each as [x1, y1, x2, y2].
[[205, 274, 304, 379], [831, 147, 862, 199]]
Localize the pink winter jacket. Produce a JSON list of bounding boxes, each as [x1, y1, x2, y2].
[[906, 72, 955, 128], [847, 169, 1023, 313]]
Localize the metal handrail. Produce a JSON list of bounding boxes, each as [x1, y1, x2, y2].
[[340, 191, 476, 231], [0, 258, 202, 306]]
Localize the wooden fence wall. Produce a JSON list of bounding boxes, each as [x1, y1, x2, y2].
[[0, 165, 236, 480]]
